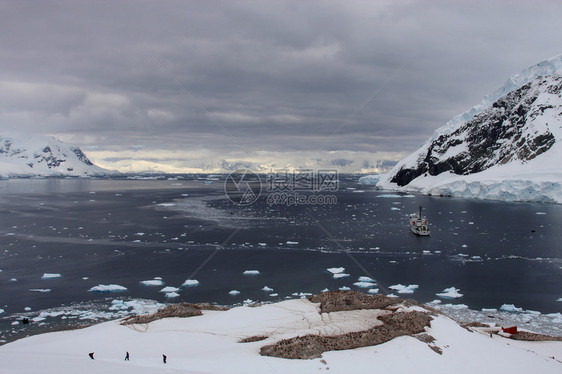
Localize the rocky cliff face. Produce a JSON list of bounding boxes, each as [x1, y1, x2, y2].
[[390, 74, 561, 186]]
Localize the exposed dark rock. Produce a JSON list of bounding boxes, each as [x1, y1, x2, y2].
[[391, 75, 561, 186]]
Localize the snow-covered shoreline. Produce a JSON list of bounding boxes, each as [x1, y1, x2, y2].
[[1, 293, 560, 374]]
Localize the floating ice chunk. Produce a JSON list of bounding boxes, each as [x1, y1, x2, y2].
[[261, 286, 274, 292], [389, 284, 419, 294], [387, 294, 398, 298], [11, 321, 18, 326], [158, 203, 176, 207], [292, 292, 312, 298], [482, 308, 498, 312], [243, 270, 260, 275], [42, 273, 62, 279], [332, 273, 350, 279], [229, 290, 240, 296], [134, 232, 145, 236], [358, 276, 374, 282], [140, 279, 164, 286], [444, 304, 468, 310], [557, 298, 562, 302], [367, 288, 379, 294], [182, 279, 200, 287], [377, 194, 402, 198], [353, 281, 377, 288], [338, 286, 351, 291], [243, 299, 254, 304], [159, 286, 180, 293], [436, 287, 463, 299], [165, 292, 180, 298], [24, 307, 32, 311], [390, 207, 401, 211], [327, 267, 345, 274], [427, 299, 442, 304], [536, 212, 546, 215], [29, 289, 51, 293], [500, 304, 523, 313], [258, 243, 267, 247], [269, 293, 279, 297], [286, 241, 299, 245], [422, 250, 431, 255], [88, 284, 127, 293], [321, 288, 329, 293], [0, 309, 4, 314]]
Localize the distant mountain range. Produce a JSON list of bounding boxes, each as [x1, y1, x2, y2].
[[362, 54, 562, 203], [0, 134, 112, 177]]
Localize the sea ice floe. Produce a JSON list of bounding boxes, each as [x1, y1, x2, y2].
[[140, 279, 164, 286], [229, 290, 240, 296], [358, 276, 374, 282], [436, 287, 463, 299], [536, 212, 546, 215], [327, 267, 345, 274], [41, 273, 62, 279], [500, 304, 523, 313], [367, 288, 379, 294], [482, 308, 498, 312], [557, 298, 562, 302], [243, 270, 260, 275], [182, 279, 200, 287], [88, 284, 127, 293], [339, 286, 351, 291], [9, 278, 17, 282], [332, 273, 350, 279], [165, 292, 180, 298], [286, 241, 299, 245], [353, 281, 377, 288], [269, 293, 279, 297], [29, 289, 51, 293], [159, 286, 180, 293], [261, 286, 274, 292], [292, 292, 312, 298], [389, 284, 419, 294], [0, 309, 4, 314], [24, 307, 32, 311]]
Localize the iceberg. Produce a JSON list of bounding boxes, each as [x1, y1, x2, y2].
[[332, 273, 350, 279], [353, 281, 377, 288], [229, 290, 240, 296], [182, 279, 200, 287], [88, 284, 127, 293], [140, 279, 164, 286], [436, 287, 463, 299], [243, 270, 260, 275], [29, 289, 51, 293], [500, 304, 524, 313], [165, 292, 180, 298], [41, 273, 61, 279], [261, 286, 274, 292], [326, 267, 345, 274], [389, 284, 419, 294], [159, 286, 180, 293]]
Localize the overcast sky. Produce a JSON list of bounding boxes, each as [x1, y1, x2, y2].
[[1, 0, 562, 172]]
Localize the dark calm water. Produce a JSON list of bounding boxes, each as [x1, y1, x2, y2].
[[0, 176, 561, 342]]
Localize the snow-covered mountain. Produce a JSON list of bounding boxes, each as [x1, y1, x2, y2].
[[362, 54, 562, 203], [0, 134, 112, 177]]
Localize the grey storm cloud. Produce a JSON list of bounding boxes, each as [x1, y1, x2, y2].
[[1, 0, 562, 170]]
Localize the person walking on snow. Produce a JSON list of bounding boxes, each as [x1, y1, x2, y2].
[[163, 354, 167, 364], [88, 352, 94, 360], [125, 352, 129, 361]]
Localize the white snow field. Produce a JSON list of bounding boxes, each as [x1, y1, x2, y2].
[[0, 298, 560, 374]]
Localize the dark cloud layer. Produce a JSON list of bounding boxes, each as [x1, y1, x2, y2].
[[1, 0, 561, 170]]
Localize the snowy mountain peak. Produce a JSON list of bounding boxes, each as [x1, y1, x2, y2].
[[371, 56, 562, 204], [0, 134, 111, 177], [433, 53, 562, 140]]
